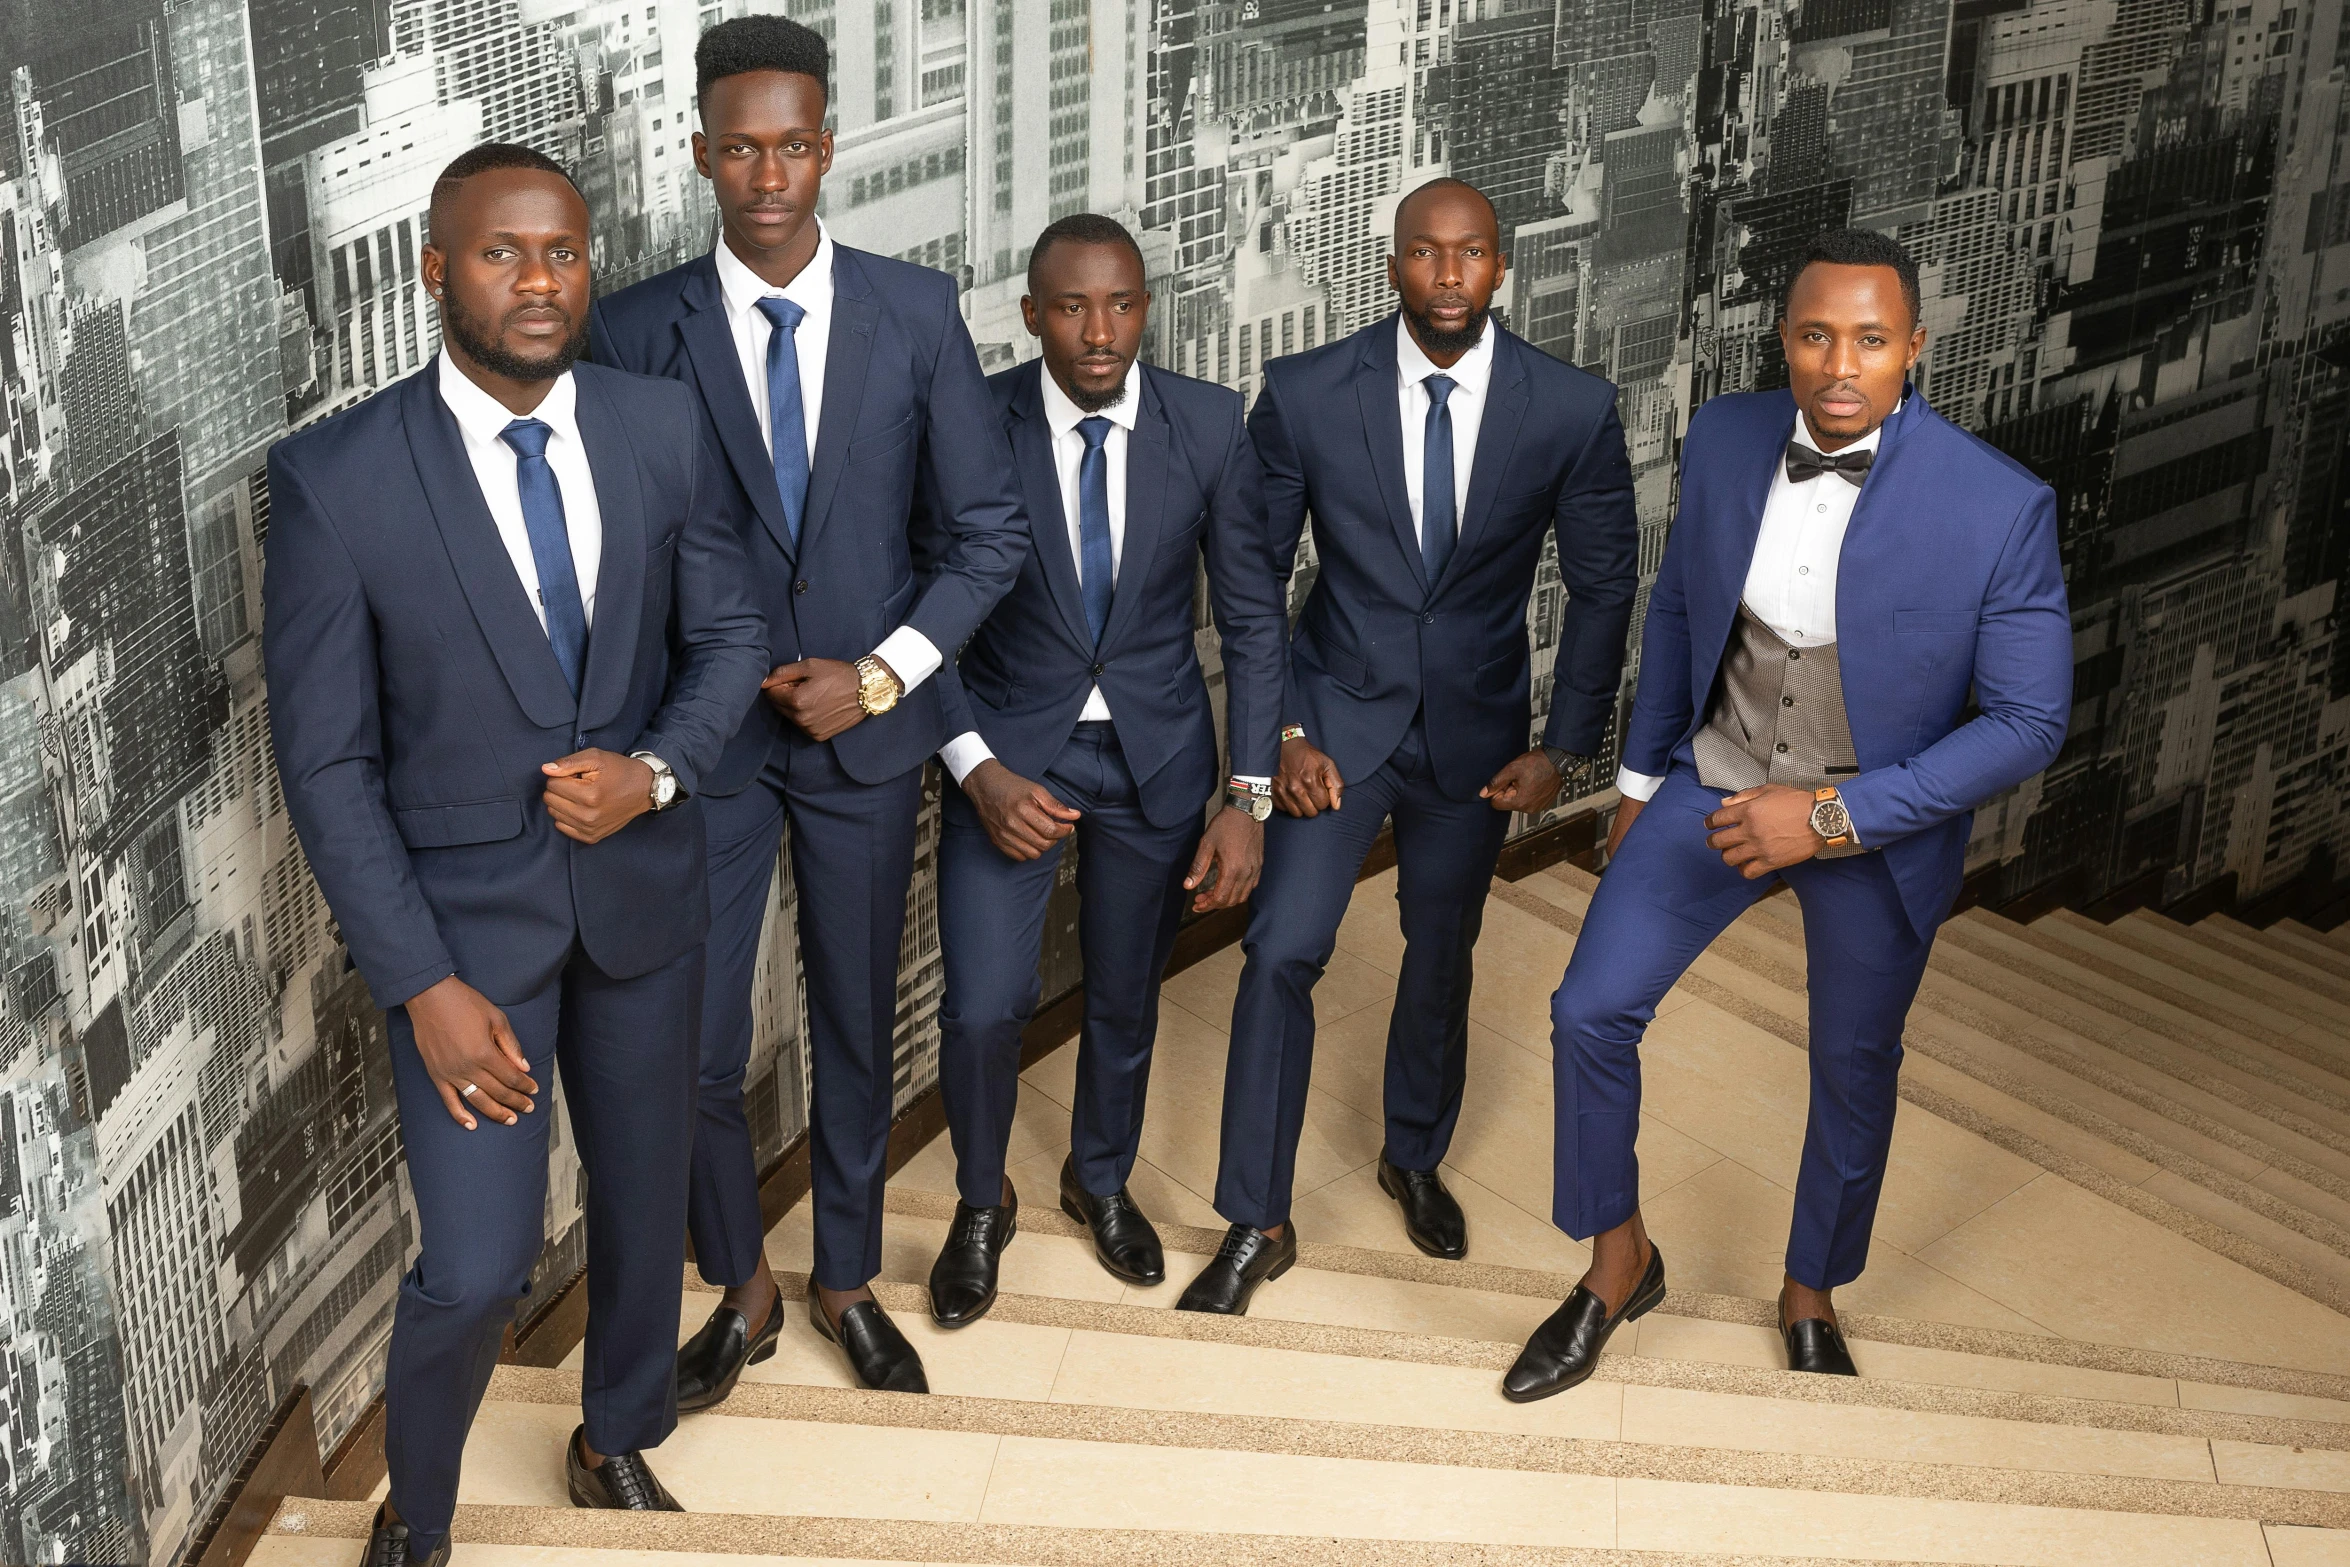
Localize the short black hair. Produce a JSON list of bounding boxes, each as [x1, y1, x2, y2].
[[696, 15, 829, 105], [428, 142, 579, 243], [1784, 227, 1923, 331], [1027, 213, 1147, 292]]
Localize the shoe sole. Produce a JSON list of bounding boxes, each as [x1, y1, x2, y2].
[[1499, 1274, 1668, 1405], [1377, 1164, 1468, 1261], [1059, 1193, 1166, 1287]]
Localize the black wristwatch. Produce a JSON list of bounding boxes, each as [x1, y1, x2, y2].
[[1541, 745, 1587, 780]]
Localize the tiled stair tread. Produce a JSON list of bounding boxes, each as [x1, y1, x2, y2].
[[2031, 909, 2347, 1047], [2087, 912, 2350, 1030], [2266, 919, 2350, 974], [253, 1542, 961, 1567], [2150, 916, 2350, 1012], [260, 1498, 2021, 1567]]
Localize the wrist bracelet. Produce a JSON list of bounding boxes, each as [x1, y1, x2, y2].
[[1228, 776, 1271, 796], [1280, 724, 1307, 743]]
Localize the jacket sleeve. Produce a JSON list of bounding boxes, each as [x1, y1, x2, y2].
[[1247, 372, 1311, 734], [630, 399, 771, 798], [1839, 483, 2072, 847], [1199, 391, 1289, 780], [262, 448, 458, 1009], [1541, 396, 1640, 757], [903, 287, 1031, 656]]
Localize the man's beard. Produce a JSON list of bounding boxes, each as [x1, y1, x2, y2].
[[1403, 299, 1490, 360], [441, 293, 588, 382], [1066, 372, 1130, 415]]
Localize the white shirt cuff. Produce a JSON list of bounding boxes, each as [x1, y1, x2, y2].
[[1614, 766, 1666, 802], [871, 626, 942, 693], [939, 731, 995, 784]]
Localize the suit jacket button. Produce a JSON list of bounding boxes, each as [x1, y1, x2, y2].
[[1092, 662, 1106, 677], [795, 579, 809, 594], [1422, 612, 1435, 625]]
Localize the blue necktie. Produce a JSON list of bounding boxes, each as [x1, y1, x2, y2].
[[500, 418, 587, 697], [1421, 374, 1457, 584], [1076, 415, 1114, 646], [757, 296, 811, 546]]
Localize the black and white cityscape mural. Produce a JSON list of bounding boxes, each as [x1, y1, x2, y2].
[[1, 0, 2343, 1560]]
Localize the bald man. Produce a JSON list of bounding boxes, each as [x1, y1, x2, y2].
[[1178, 179, 1639, 1313]]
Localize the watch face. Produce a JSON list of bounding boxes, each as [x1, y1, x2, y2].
[[1813, 800, 1849, 839]]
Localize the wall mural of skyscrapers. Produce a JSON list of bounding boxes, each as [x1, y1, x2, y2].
[[0, 0, 2341, 1560]]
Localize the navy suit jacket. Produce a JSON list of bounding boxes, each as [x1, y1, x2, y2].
[[589, 244, 1028, 791], [263, 362, 769, 1010], [937, 360, 1288, 829], [1624, 388, 2072, 935], [1255, 315, 1640, 799]]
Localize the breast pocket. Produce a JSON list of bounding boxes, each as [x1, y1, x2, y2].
[[847, 416, 915, 467], [1896, 609, 1978, 635]]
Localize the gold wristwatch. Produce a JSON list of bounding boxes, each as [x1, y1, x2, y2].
[[854, 654, 903, 716]]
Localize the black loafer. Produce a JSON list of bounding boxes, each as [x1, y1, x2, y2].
[[1782, 1303, 1860, 1376], [808, 1280, 929, 1392], [361, 1505, 450, 1567], [929, 1188, 1018, 1327], [1502, 1244, 1665, 1403], [1377, 1154, 1467, 1259], [1174, 1222, 1298, 1315], [566, 1426, 683, 1511], [1059, 1155, 1165, 1285], [674, 1290, 785, 1412]]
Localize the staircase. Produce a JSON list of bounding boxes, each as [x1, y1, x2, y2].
[[250, 861, 2350, 1566]]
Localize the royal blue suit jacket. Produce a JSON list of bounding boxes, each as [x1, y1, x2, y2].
[[1254, 315, 1640, 799], [589, 244, 1028, 791], [263, 362, 770, 1010], [936, 360, 1288, 829], [1623, 388, 2072, 935]]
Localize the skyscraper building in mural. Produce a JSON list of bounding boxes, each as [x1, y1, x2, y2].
[[0, 0, 2342, 1559]]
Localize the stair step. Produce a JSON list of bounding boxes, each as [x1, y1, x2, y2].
[[2096, 911, 2350, 1033], [2166, 917, 2350, 1012], [2269, 919, 2350, 975]]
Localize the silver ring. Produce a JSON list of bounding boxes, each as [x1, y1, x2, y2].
[[460, 1082, 479, 1099]]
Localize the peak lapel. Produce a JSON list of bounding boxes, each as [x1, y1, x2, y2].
[[572, 372, 646, 732], [675, 261, 796, 559], [402, 367, 577, 728]]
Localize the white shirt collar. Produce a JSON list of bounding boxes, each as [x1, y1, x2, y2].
[[436, 346, 579, 446], [1039, 359, 1142, 439], [714, 220, 836, 321], [1396, 313, 1496, 398], [1792, 400, 1901, 460]]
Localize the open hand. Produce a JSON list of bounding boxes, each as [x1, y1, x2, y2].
[[964, 758, 1080, 861], [540, 749, 654, 844], [1705, 784, 1823, 878], [762, 657, 874, 743], [1480, 748, 1565, 815], [1184, 807, 1264, 911], [1273, 735, 1344, 817], [405, 975, 536, 1129]]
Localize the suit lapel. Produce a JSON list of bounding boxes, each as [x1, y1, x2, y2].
[[1355, 321, 1427, 594], [1440, 333, 1531, 591], [675, 256, 795, 559], [1100, 373, 1169, 655], [403, 366, 577, 728], [1834, 384, 1926, 621], [797, 248, 879, 558], [1008, 367, 1091, 648], [572, 371, 645, 731]]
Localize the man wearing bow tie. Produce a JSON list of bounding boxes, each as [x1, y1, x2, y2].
[[1503, 229, 2071, 1401]]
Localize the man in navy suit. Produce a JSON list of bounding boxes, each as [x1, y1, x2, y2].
[[923, 215, 1287, 1324], [266, 145, 768, 1564], [589, 16, 1026, 1399], [1178, 179, 1640, 1314], [1504, 230, 2071, 1402]]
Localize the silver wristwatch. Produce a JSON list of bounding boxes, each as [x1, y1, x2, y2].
[[1226, 777, 1272, 822], [632, 751, 681, 812]]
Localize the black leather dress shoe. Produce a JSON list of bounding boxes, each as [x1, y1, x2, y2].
[[1782, 1305, 1860, 1377], [674, 1289, 785, 1412], [566, 1427, 683, 1511], [1174, 1222, 1297, 1314], [1501, 1244, 1666, 1403], [1377, 1154, 1467, 1260], [1059, 1155, 1165, 1285], [361, 1506, 449, 1567], [808, 1281, 929, 1392], [929, 1188, 1018, 1326]]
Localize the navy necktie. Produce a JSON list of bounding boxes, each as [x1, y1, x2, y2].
[[1421, 373, 1458, 583], [1076, 415, 1114, 646], [500, 418, 587, 698], [757, 296, 810, 545]]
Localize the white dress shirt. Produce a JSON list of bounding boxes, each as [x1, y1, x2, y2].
[[712, 225, 941, 692], [437, 348, 602, 632], [1615, 406, 1891, 802], [1397, 314, 1495, 547]]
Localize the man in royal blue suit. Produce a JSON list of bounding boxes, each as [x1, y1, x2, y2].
[[923, 215, 1288, 1324], [590, 16, 1025, 1400], [1179, 179, 1640, 1314], [266, 146, 768, 1563], [1504, 230, 2071, 1401]]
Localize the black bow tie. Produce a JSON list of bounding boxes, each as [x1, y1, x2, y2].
[[1785, 441, 1874, 487]]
